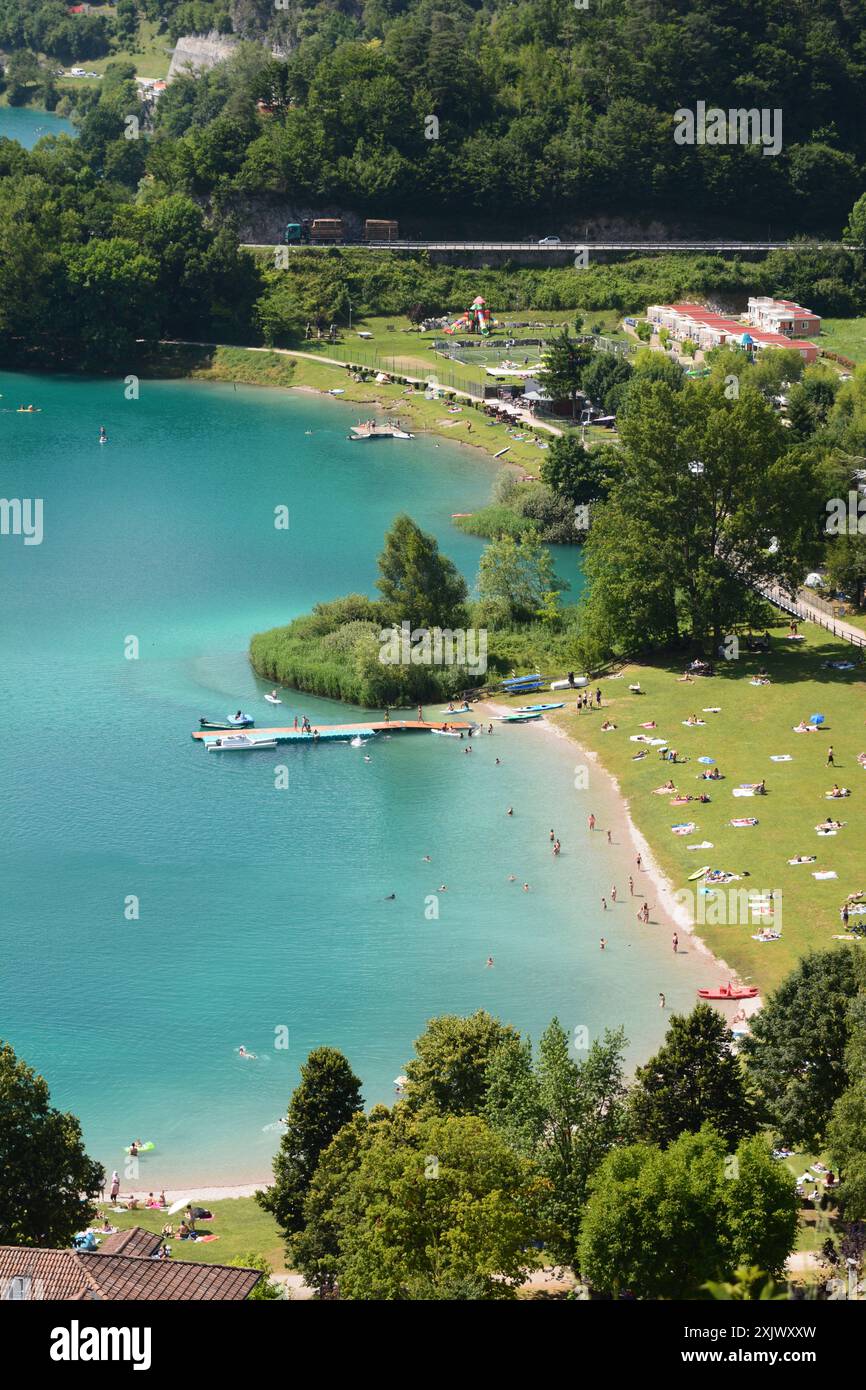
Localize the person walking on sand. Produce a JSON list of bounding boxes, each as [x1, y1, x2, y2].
[[601, 896, 607, 911], [636, 853, 642, 871], [659, 993, 665, 1008], [629, 874, 634, 896], [607, 829, 612, 844], [672, 932, 678, 953], [588, 813, 596, 831], [611, 884, 617, 902], [110, 1171, 120, 1205]]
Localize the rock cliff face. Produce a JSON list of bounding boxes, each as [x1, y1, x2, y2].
[[167, 32, 239, 80]]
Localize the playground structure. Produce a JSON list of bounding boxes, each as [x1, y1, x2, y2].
[[444, 295, 496, 336]]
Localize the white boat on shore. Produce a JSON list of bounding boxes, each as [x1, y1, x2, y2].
[[207, 735, 278, 752]]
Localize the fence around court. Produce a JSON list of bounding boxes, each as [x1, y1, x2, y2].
[[308, 342, 490, 396]]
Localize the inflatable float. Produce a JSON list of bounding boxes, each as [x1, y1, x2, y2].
[[698, 986, 758, 1000]]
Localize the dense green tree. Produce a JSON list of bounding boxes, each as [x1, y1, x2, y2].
[[476, 529, 566, 625], [484, 1020, 629, 1267], [539, 434, 616, 509], [578, 377, 827, 657], [404, 1010, 519, 1117], [256, 1046, 363, 1243], [0, 1041, 104, 1247], [538, 329, 593, 419], [629, 1005, 757, 1150], [742, 947, 865, 1148], [579, 1127, 798, 1299], [335, 1111, 542, 1299], [376, 514, 468, 630]]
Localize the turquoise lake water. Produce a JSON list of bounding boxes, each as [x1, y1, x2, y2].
[[0, 373, 720, 1185], [0, 106, 77, 148]]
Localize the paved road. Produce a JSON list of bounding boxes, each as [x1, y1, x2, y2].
[[243, 240, 855, 254]]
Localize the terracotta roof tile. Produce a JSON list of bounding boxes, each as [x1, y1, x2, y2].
[[0, 1238, 261, 1302]]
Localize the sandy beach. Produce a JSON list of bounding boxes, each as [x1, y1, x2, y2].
[[476, 697, 759, 1020]]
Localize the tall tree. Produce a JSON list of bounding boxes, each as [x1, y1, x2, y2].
[[376, 514, 467, 631], [580, 377, 828, 655], [579, 1127, 798, 1299], [742, 947, 865, 1148], [0, 1041, 104, 1247], [476, 530, 566, 625], [538, 329, 593, 419], [256, 1047, 363, 1243], [404, 1011, 519, 1117], [629, 1005, 757, 1150], [335, 1112, 542, 1299], [485, 1020, 629, 1267]]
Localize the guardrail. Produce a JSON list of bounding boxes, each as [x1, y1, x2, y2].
[[756, 582, 866, 652]]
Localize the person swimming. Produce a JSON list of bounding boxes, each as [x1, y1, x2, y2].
[[238, 1046, 257, 1059], [384, 892, 396, 900]]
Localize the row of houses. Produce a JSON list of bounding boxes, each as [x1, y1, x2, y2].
[[646, 301, 820, 363]]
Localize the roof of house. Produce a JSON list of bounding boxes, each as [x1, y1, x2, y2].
[[0, 1232, 261, 1301]]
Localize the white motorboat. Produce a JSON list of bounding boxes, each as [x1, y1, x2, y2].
[[207, 735, 278, 752]]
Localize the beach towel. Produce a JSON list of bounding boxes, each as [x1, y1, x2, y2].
[[702, 708, 721, 713], [682, 720, 706, 727], [787, 856, 816, 865], [770, 755, 792, 762], [732, 787, 755, 797], [813, 871, 838, 880], [687, 841, 714, 850], [671, 822, 697, 834], [697, 756, 715, 764], [730, 817, 758, 826], [752, 931, 781, 941]]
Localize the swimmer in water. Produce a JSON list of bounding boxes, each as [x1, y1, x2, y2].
[[384, 893, 396, 900], [522, 882, 530, 892], [238, 1046, 257, 1059], [507, 874, 516, 882], [486, 956, 494, 967], [422, 855, 431, 862], [495, 757, 501, 765], [506, 807, 513, 816], [364, 755, 372, 762], [439, 884, 448, 892]]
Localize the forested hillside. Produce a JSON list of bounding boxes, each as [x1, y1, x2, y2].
[[3, 0, 866, 232]]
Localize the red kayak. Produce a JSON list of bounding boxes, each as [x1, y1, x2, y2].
[[698, 985, 759, 1000]]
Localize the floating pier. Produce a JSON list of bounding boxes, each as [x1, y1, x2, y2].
[[191, 719, 475, 745]]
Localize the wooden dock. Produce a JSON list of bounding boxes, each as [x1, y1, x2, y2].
[[191, 719, 475, 743]]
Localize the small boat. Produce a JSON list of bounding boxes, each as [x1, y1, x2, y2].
[[501, 674, 546, 687], [515, 702, 564, 713], [199, 715, 255, 730], [430, 728, 464, 738], [349, 420, 415, 440], [265, 694, 282, 705], [498, 712, 542, 723], [698, 986, 759, 1000], [207, 735, 277, 752], [687, 866, 711, 881], [550, 675, 588, 690]]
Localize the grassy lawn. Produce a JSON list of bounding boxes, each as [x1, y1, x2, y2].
[[533, 621, 866, 993], [79, 18, 174, 80], [818, 318, 866, 365], [91, 1195, 289, 1272]]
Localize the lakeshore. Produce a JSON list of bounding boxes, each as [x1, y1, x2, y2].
[[0, 369, 713, 1188]]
